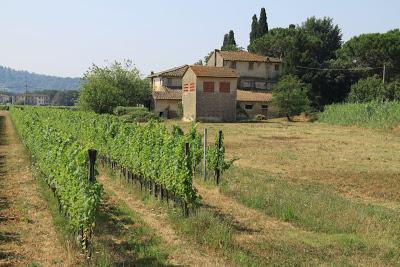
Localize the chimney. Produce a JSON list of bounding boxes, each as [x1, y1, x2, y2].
[[214, 49, 218, 67]]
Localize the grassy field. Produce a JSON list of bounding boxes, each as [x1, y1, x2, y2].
[[166, 119, 400, 265]]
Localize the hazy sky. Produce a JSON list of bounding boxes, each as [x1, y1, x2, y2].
[[1, 0, 399, 78]]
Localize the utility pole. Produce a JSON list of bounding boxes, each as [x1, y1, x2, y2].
[[383, 64, 386, 84], [24, 75, 28, 105]]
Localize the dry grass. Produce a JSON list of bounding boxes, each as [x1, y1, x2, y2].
[[165, 119, 400, 265]]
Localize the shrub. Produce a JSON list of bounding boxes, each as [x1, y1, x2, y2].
[[254, 114, 266, 121], [348, 76, 400, 102], [119, 107, 160, 123], [113, 106, 145, 116], [0, 105, 9, 110]]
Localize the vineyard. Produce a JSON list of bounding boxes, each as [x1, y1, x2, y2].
[[9, 106, 230, 250]]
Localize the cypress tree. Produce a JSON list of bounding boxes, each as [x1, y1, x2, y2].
[[222, 34, 229, 47], [228, 30, 236, 46], [250, 14, 258, 42], [258, 8, 269, 37]]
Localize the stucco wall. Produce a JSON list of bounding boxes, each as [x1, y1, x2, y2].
[[152, 77, 182, 90], [162, 77, 182, 88], [182, 68, 197, 121], [206, 51, 223, 67], [196, 77, 237, 122], [154, 99, 180, 118], [238, 101, 278, 119]]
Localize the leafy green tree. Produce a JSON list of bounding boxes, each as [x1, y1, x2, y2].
[[335, 29, 400, 81], [273, 75, 311, 121], [249, 17, 343, 107], [78, 61, 150, 114], [348, 76, 400, 102]]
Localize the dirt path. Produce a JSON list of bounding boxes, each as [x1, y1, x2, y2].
[[0, 111, 73, 266], [98, 173, 229, 267]]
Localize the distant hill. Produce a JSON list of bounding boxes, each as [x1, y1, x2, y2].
[[0, 65, 81, 93]]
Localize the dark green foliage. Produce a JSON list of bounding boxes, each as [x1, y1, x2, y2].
[[0, 65, 80, 92], [221, 30, 241, 51], [249, 17, 343, 107], [228, 30, 236, 46], [249, 8, 269, 43], [0, 105, 9, 110], [258, 8, 269, 37], [250, 14, 259, 43], [78, 61, 151, 114], [273, 75, 311, 120], [335, 29, 400, 80], [348, 76, 400, 102]]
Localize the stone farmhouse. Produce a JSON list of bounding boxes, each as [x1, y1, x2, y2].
[[15, 93, 50, 106], [149, 50, 282, 121]]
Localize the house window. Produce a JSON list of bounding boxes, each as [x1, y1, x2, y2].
[[245, 104, 253, 110], [275, 64, 280, 71], [167, 78, 172, 85], [203, 81, 215, 92], [219, 82, 230, 93], [261, 104, 268, 110], [231, 61, 236, 69], [249, 62, 254, 70]]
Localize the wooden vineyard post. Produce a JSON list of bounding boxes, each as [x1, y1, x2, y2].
[[216, 130, 222, 185], [203, 128, 207, 181], [88, 149, 97, 182]]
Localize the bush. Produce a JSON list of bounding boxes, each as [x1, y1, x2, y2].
[[348, 76, 400, 102], [0, 105, 9, 110], [113, 106, 145, 116], [254, 114, 266, 121], [118, 107, 160, 123]]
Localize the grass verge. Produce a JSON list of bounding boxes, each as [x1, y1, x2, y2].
[[102, 167, 268, 267], [217, 166, 400, 265]]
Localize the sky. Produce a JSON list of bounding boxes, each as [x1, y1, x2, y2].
[[1, 0, 399, 78]]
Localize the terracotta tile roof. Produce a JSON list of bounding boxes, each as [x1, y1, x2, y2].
[[152, 89, 182, 100], [236, 90, 272, 102], [219, 50, 282, 63], [148, 65, 188, 78], [188, 65, 238, 78]]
